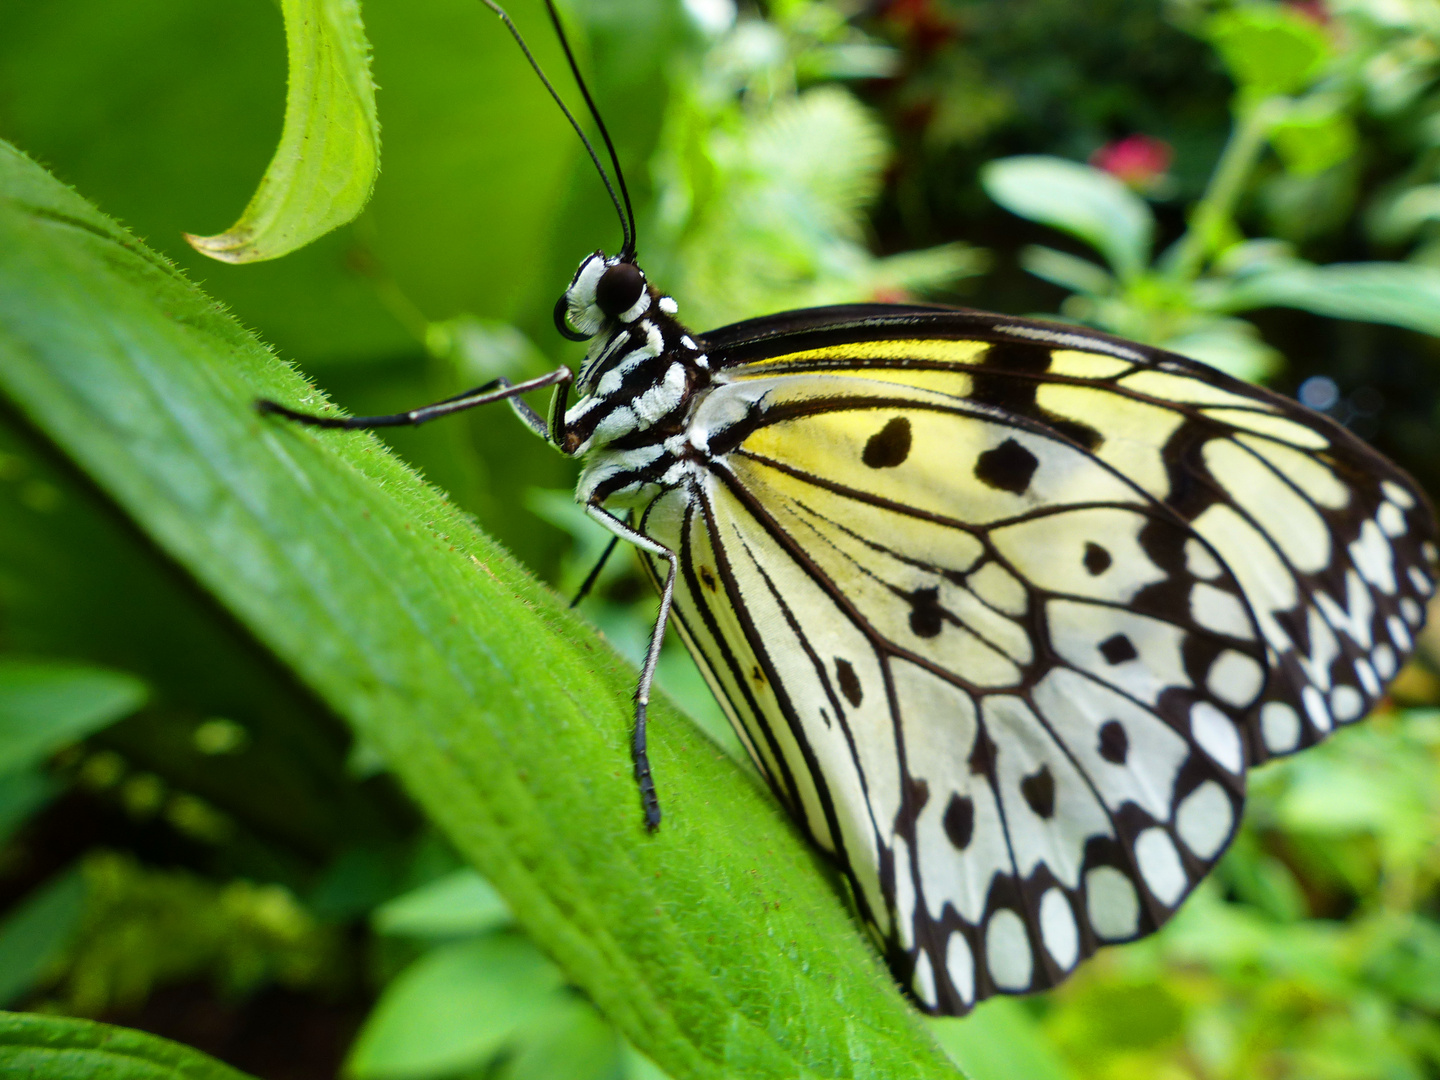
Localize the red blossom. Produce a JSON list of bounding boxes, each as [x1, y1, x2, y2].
[[1090, 134, 1174, 188]]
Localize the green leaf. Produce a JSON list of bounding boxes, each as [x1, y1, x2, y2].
[[1367, 915, 1440, 1011], [1371, 183, 1440, 244], [1215, 260, 1440, 338], [622, 1043, 674, 1080], [0, 771, 57, 847], [0, 1010, 259, 1080], [1206, 8, 1330, 98], [497, 993, 623, 1080], [982, 156, 1153, 282], [373, 869, 511, 939], [930, 1000, 1077, 1080], [0, 868, 86, 1007], [1017, 245, 1114, 298], [0, 143, 958, 1078], [1269, 102, 1357, 177], [1156, 316, 1280, 383], [348, 935, 565, 1080], [186, 0, 377, 263], [0, 659, 146, 775]]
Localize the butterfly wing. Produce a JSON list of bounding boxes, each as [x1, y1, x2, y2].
[[635, 308, 1435, 1015], [638, 355, 1268, 1012]]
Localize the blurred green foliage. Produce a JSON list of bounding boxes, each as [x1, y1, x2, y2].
[[3, 0, 1440, 1078], [26, 852, 348, 1017]]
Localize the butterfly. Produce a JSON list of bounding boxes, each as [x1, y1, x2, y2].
[[259, 0, 1439, 1016]]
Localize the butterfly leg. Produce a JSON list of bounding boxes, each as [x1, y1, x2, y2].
[[570, 534, 621, 609], [256, 367, 573, 441], [585, 502, 677, 831]]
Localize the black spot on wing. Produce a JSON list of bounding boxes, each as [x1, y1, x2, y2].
[[974, 438, 1038, 494], [907, 587, 945, 638], [968, 725, 997, 779], [971, 340, 1103, 451], [862, 416, 912, 468], [972, 340, 1052, 396], [700, 565, 718, 591], [1020, 765, 1055, 818], [1098, 719, 1129, 764], [943, 794, 975, 850], [1099, 633, 1138, 665], [1043, 415, 1105, 452], [1083, 542, 1112, 575], [835, 657, 863, 706]]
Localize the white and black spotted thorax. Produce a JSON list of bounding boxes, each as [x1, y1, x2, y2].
[[559, 253, 723, 507]]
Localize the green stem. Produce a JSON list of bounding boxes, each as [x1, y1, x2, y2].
[[1168, 97, 1284, 282]]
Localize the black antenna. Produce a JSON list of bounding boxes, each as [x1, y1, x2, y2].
[[540, 0, 637, 260], [478, 1, 634, 257]]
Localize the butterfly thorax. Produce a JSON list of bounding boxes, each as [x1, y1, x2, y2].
[[559, 254, 715, 507]]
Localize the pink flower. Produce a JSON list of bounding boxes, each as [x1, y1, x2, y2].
[[1090, 135, 1174, 189]]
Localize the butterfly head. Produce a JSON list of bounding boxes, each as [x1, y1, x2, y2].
[[555, 252, 650, 341]]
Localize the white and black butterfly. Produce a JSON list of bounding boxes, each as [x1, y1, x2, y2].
[[259, 0, 1438, 1015]]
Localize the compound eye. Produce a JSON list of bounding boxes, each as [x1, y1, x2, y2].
[[594, 262, 645, 318]]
